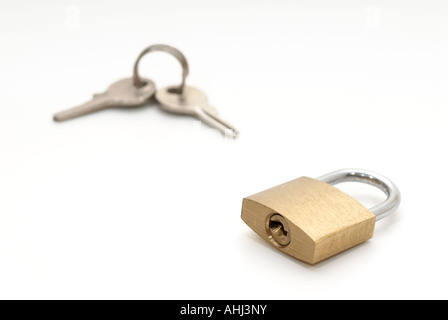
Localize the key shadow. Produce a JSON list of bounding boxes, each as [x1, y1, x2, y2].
[[109, 99, 232, 136], [97, 97, 162, 116]]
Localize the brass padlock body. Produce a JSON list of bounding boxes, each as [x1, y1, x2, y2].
[[241, 177, 376, 265]]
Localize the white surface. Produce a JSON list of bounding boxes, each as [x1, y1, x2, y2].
[[0, 0, 447, 300]]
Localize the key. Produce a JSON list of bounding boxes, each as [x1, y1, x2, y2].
[[53, 78, 156, 122], [155, 85, 238, 138]]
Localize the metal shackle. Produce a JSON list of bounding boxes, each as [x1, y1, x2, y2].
[[318, 169, 401, 221]]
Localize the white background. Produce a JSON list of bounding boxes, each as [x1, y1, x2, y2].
[[0, 0, 447, 300]]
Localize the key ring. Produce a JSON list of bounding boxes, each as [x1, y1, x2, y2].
[[133, 44, 189, 94], [318, 168, 401, 221]]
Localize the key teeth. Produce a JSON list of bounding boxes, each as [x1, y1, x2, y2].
[[53, 113, 64, 122], [225, 129, 239, 139]]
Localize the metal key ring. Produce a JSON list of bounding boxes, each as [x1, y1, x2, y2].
[[133, 44, 189, 94], [318, 169, 401, 221]]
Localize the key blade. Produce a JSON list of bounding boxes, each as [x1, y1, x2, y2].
[[194, 107, 238, 138], [54, 78, 156, 122], [53, 95, 113, 122]]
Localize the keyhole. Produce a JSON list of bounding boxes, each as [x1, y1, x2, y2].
[[269, 220, 288, 236], [267, 214, 291, 246]]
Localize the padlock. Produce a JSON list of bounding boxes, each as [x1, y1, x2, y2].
[[241, 169, 401, 264]]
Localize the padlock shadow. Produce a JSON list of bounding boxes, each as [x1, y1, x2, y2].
[[372, 207, 402, 236], [243, 230, 373, 269]]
